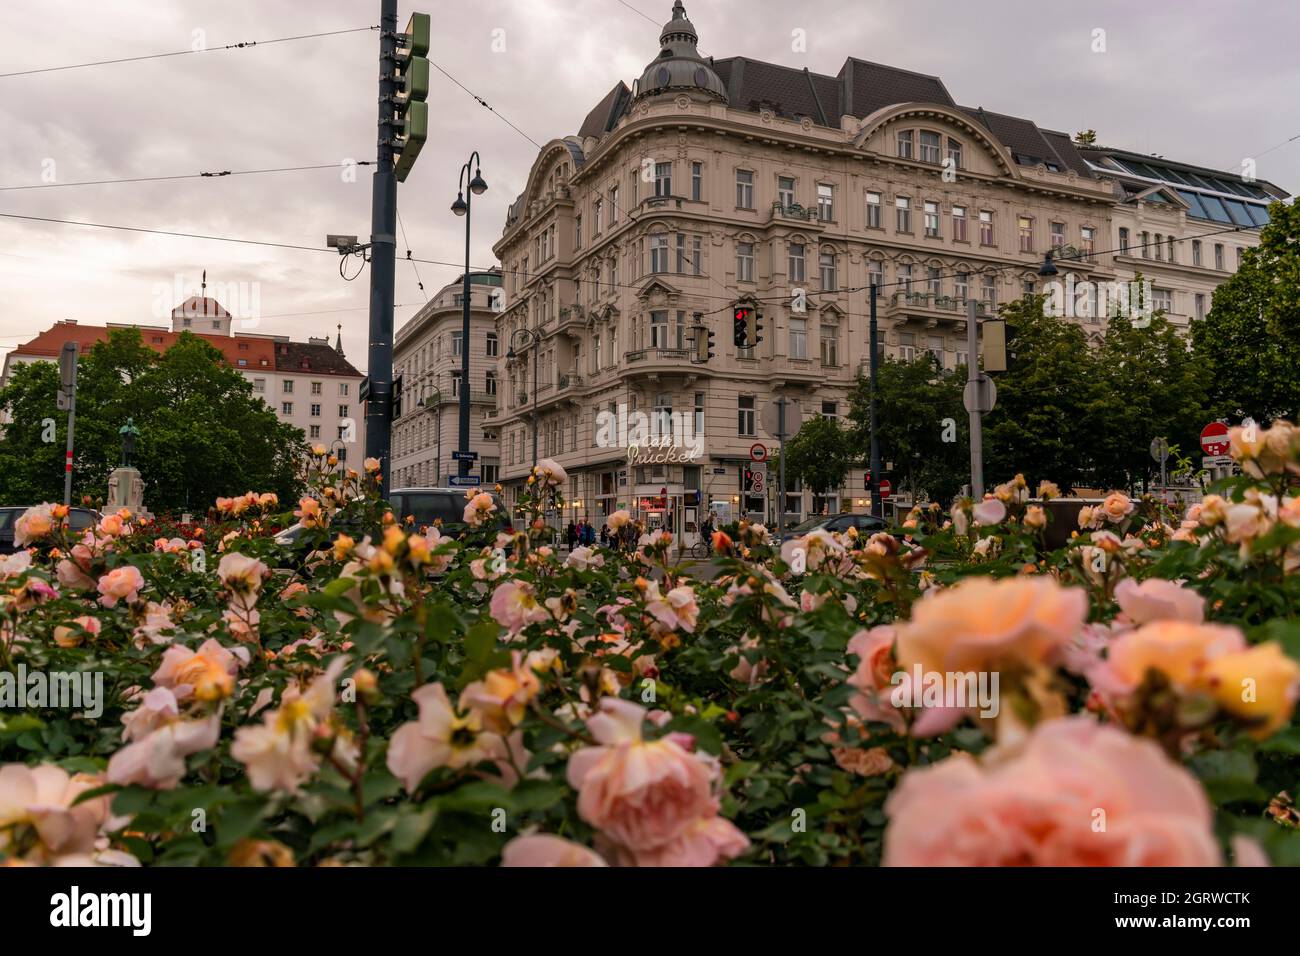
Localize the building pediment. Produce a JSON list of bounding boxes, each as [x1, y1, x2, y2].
[[853, 102, 1017, 179], [635, 277, 684, 303]]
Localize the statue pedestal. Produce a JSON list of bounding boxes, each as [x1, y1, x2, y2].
[[106, 467, 146, 515]]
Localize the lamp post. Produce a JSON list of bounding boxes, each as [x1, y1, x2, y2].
[[451, 153, 488, 482], [507, 327, 540, 472]]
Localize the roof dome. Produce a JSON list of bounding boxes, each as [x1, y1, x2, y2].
[[634, 2, 726, 103]]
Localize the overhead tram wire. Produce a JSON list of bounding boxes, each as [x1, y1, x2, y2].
[[396, 209, 428, 301], [0, 161, 373, 192], [0, 26, 378, 79]]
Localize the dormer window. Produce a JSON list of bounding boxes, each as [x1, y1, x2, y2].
[[897, 130, 914, 160], [919, 131, 942, 164]]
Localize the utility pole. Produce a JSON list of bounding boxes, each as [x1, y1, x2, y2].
[[868, 284, 881, 518], [364, 0, 399, 499], [58, 342, 78, 506], [963, 297, 998, 499]]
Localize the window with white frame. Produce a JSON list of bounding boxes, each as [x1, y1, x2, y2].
[[896, 196, 911, 232], [919, 130, 942, 164], [817, 183, 834, 221], [737, 242, 755, 282], [953, 205, 967, 241], [691, 161, 703, 201], [735, 169, 754, 208], [819, 250, 837, 290], [778, 176, 795, 208], [650, 234, 669, 273], [898, 332, 916, 361], [789, 317, 807, 359], [650, 311, 669, 348], [947, 137, 963, 169], [924, 201, 940, 237], [979, 210, 994, 246], [866, 191, 882, 228], [738, 395, 755, 436], [820, 322, 838, 366], [897, 129, 913, 159], [654, 161, 672, 197], [788, 242, 805, 282]]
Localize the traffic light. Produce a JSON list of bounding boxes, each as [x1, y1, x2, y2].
[[746, 309, 764, 349], [391, 374, 404, 420], [393, 13, 430, 183], [981, 319, 1007, 373], [733, 306, 750, 347], [693, 314, 716, 362]]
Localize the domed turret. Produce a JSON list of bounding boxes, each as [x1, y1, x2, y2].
[[634, 2, 727, 103]]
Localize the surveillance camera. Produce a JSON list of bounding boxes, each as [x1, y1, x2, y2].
[[326, 234, 359, 253]]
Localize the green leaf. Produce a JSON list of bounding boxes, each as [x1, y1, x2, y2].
[[391, 806, 438, 854]]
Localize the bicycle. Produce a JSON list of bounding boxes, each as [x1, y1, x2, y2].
[[689, 537, 712, 559]]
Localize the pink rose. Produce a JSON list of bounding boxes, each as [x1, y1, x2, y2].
[[884, 717, 1220, 865], [500, 834, 607, 867], [1114, 577, 1205, 625], [96, 565, 145, 607], [846, 625, 906, 733], [489, 581, 548, 635]]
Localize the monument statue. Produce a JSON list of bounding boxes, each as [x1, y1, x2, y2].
[[119, 417, 140, 467], [108, 418, 146, 514]]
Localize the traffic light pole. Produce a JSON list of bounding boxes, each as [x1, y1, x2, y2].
[[967, 297, 984, 500], [365, 0, 399, 500], [868, 284, 881, 519], [60, 342, 78, 507]]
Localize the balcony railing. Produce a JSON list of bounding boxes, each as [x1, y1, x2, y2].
[[890, 292, 989, 315], [626, 347, 692, 363], [770, 201, 819, 222]]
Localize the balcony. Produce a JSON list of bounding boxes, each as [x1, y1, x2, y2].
[[886, 292, 988, 329], [623, 347, 705, 381], [769, 202, 824, 226], [556, 306, 588, 338]]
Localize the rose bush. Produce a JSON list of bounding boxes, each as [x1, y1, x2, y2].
[[1, 440, 1298, 867]]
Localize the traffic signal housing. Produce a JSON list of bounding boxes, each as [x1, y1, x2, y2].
[[733, 306, 750, 348], [391, 374, 404, 420], [746, 309, 763, 349], [693, 314, 716, 362], [393, 13, 430, 183]]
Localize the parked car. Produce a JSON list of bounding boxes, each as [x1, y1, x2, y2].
[[0, 505, 100, 554], [777, 512, 886, 543]]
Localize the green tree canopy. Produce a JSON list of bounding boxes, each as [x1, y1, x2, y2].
[[0, 328, 305, 511], [1192, 199, 1300, 424], [782, 414, 853, 501]]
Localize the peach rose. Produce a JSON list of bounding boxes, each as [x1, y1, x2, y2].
[[500, 834, 607, 867], [489, 580, 548, 635], [1113, 577, 1205, 625], [566, 698, 717, 856], [894, 576, 1086, 674], [96, 565, 145, 607], [883, 717, 1220, 866], [1202, 643, 1300, 739], [1098, 491, 1135, 525], [13, 504, 56, 547], [1091, 620, 1246, 696], [0, 764, 113, 862], [152, 638, 249, 702], [386, 682, 503, 791], [846, 625, 906, 733]]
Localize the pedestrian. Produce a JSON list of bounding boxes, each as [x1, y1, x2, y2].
[[566, 521, 577, 552], [600, 524, 609, 547]]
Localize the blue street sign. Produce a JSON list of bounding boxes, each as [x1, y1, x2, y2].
[[447, 475, 481, 486], [452, 450, 479, 461]]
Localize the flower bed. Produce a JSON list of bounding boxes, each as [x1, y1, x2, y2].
[[2, 431, 1299, 867]]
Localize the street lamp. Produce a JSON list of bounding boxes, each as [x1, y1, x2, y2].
[[507, 327, 539, 472], [451, 152, 487, 482], [1037, 251, 1059, 277]]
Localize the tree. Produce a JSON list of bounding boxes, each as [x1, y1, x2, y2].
[[782, 415, 852, 511], [1192, 199, 1300, 424], [847, 354, 968, 506], [982, 294, 1095, 491], [1083, 301, 1208, 491], [0, 328, 306, 510], [1074, 129, 1098, 145]]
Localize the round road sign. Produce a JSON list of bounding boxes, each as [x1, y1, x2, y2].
[[1200, 422, 1230, 456], [749, 443, 768, 462]]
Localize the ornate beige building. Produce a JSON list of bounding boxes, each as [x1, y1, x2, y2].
[[491, 2, 1125, 541], [391, 271, 503, 489], [1078, 145, 1287, 332]]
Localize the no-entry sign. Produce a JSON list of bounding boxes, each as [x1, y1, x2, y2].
[[878, 478, 893, 498], [1200, 422, 1230, 456], [749, 443, 768, 462]]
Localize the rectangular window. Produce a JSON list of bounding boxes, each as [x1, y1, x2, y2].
[[1152, 288, 1173, 312], [1215, 243, 1225, 270], [1141, 231, 1151, 259], [896, 196, 911, 233], [1050, 221, 1065, 249], [281, 401, 293, 415], [897, 130, 913, 159], [868, 259, 883, 289], [947, 137, 963, 170], [778, 176, 795, 208], [610, 185, 619, 222], [650, 234, 669, 274], [982, 275, 997, 308], [1154, 233, 1163, 261], [486, 332, 499, 357], [736, 169, 754, 208], [1018, 216, 1034, 253], [820, 323, 838, 366], [676, 233, 688, 273], [919, 130, 941, 164], [955, 271, 969, 300], [311, 381, 322, 395], [738, 396, 755, 436], [650, 311, 668, 348], [924, 200, 940, 237], [1167, 237, 1176, 263], [817, 183, 834, 221], [692, 236, 702, 276], [952, 205, 967, 241], [575, 215, 582, 248], [340, 383, 349, 396], [788, 242, 805, 282], [737, 242, 755, 282], [1119, 227, 1130, 253], [338, 404, 349, 418], [451, 331, 463, 357], [926, 335, 944, 367], [898, 332, 916, 362], [866, 191, 882, 228], [654, 161, 672, 197], [979, 210, 994, 246], [309, 425, 320, 439], [819, 251, 837, 291], [1192, 239, 1202, 266], [694, 392, 704, 434], [310, 403, 321, 417], [593, 198, 602, 234], [253, 378, 265, 392], [1081, 226, 1095, 257], [898, 263, 913, 292], [927, 267, 941, 296], [789, 317, 807, 359], [283, 380, 294, 393], [691, 161, 703, 201], [450, 371, 461, 397], [486, 371, 497, 396], [1195, 293, 1206, 320]]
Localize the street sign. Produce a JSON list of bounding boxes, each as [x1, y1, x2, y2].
[[1200, 422, 1230, 456], [760, 399, 804, 440], [1149, 437, 1170, 463], [1203, 455, 1233, 468], [447, 475, 481, 486], [712, 467, 726, 475], [879, 478, 893, 498], [962, 374, 997, 414], [452, 450, 478, 462], [749, 443, 768, 462]]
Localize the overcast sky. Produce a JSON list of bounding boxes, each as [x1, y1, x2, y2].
[[2, 0, 1297, 368]]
